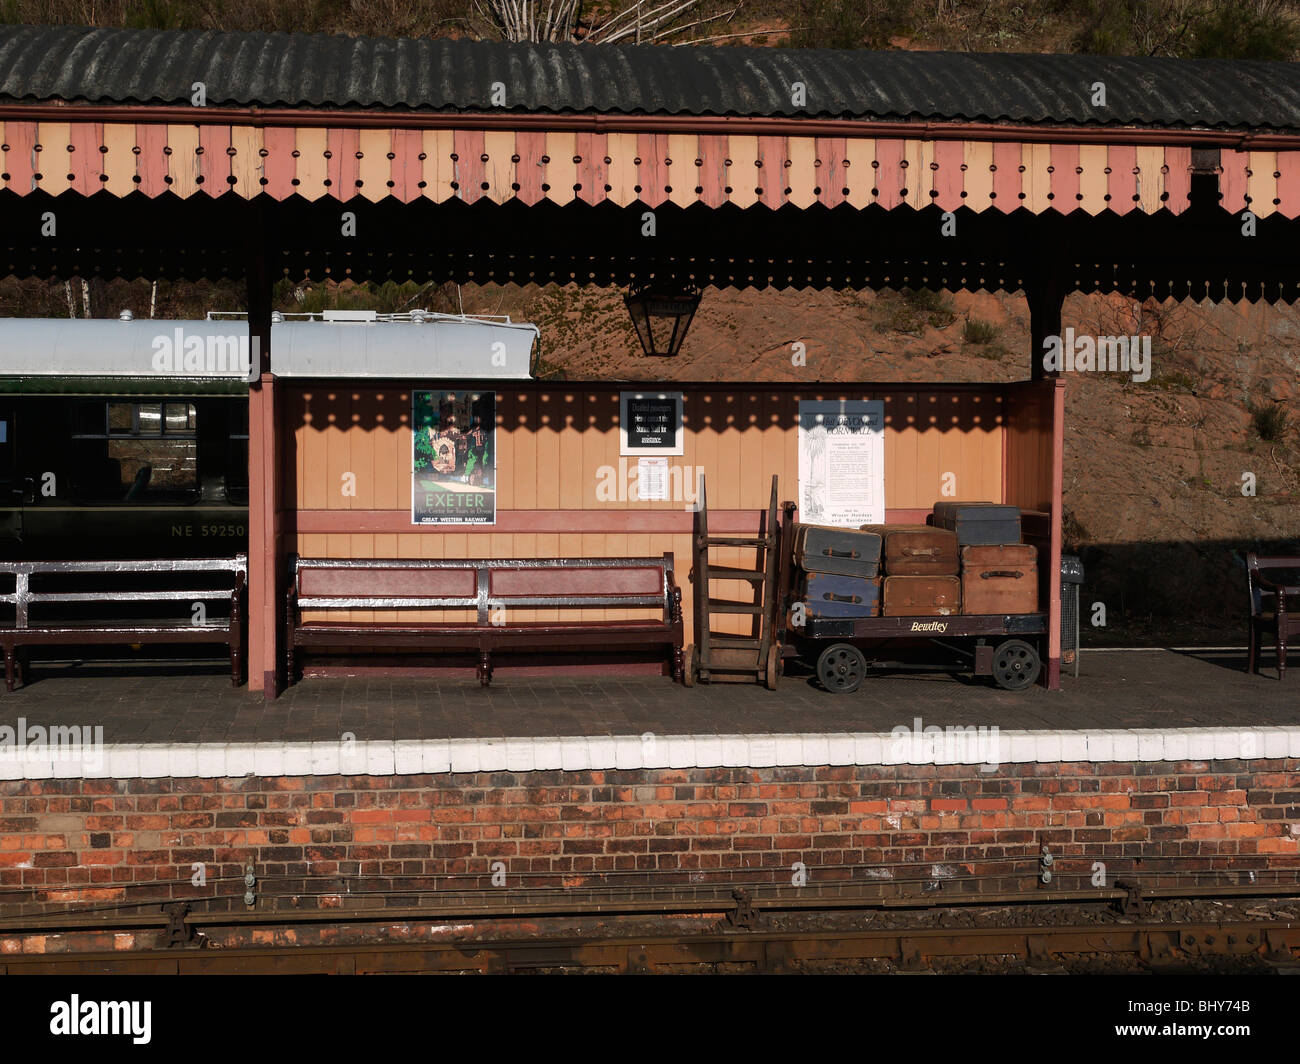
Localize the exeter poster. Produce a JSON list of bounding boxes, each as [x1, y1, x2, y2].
[[412, 390, 496, 524], [797, 399, 885, 526]]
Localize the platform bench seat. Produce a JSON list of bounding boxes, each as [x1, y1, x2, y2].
[[285, 554, 685, 686], [0, 556, 247, 691]]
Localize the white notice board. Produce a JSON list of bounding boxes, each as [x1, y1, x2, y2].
[[797, 399, 885, 526]]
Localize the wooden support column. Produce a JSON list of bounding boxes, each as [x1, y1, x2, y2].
[[245, 237, 280, 697], [1046, 378, 1066, 691], [1026, 267, 1065, 381]]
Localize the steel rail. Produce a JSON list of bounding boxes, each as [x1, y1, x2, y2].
[[3, 881, 1299, 934], [2, 919, 1298, 975]]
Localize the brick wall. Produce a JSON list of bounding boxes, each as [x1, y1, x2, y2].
[[2, 760, 1298, 923]]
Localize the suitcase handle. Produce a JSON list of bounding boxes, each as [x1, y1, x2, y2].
[[979, 570, 1024, 579], [820, 547, 860, 559], [901, 547, 940, 557], [821, 592, 863, 604]]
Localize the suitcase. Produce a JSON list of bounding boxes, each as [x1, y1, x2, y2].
[[930, 502, 1022, 546], [961, 544, 1038, 614], [798, 573, 882, 618], [793, 523, 882, 578], [859, 524, 959, 577], [882, 576, 961, 616]]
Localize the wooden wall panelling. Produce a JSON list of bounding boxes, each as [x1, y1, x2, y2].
[[101, 122, 136, 198], [1135, 145, 1168, 215], [483, 130, 517, 204], [1246, 150, 1279, 218], [544, 131, 577, 205], [843, 136, 875, 210], [637, 131, 668, 208], [294, 127, 328, 201], [931, 139, 964, 212], [356, 129, 392, 202], [606, 132, 639, 206], [962, 140, 994, 212], [421, 130, 455, 203], [727, 134, 760, 209], [667, 133, 699, 209], [229, 125, 265, 198], [1106, 143, 1138, 215], [1048, 142, 1080, 214], [34, 121, 69, 195], [1163, 145, 1193, 214], [453, 129, 486, 204], [69, 121, 105, 196], [326, 128, 360, 201], [1077, 144, 1108, 215]]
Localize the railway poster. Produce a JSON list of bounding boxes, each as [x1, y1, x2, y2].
[[797, 399, 885, 526], [412, 390, 496, 525]]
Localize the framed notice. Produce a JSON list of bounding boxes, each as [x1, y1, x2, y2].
[[411, 390, 496, 525], [797, 399, 885, 526], [620, 391, 684, 456]]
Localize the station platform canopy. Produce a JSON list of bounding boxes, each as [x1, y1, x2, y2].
[[2, 26, 1300, 301]]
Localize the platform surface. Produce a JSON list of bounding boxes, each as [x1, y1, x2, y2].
[[0, 648, 1294, 747]]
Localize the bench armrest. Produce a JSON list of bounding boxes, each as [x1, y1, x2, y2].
[[664, 566, 683, 625]]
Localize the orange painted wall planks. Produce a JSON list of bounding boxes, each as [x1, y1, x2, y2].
[[279, 379, 1063, 674]]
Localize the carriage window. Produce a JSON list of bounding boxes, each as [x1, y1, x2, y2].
[[225, 401, 249, 505], [70, 401, 199, 502]]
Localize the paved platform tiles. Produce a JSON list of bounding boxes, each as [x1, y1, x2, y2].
[[0, 649, 1296, 779]]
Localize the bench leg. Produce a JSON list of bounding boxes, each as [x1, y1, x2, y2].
[[1248, 624, 1258, 675], [1280, 630, 1288, 680], [3, 645, 12, 693], [673, 645, 685, 684], [230, 639, 242, 687], [477, 650, 492, 688]]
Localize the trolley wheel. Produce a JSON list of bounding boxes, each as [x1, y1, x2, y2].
[[816, 643, 866, 694], [764, 643, 781, 691], [991, 639, 1041, 691], [683, 644, 697, 688]]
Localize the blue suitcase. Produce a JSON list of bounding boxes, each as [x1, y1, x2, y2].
[[798, 573, 882, 618], [793, 523, 882, 578], [930, 502, 1022, 546]]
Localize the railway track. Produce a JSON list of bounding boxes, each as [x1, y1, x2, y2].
[[3, 917, 1299, 975]]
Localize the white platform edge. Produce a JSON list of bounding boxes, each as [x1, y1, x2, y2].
[[0, 726, 1298, 780]]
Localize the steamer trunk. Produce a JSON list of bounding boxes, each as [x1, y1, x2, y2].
[[961, 544, 1039, 614]]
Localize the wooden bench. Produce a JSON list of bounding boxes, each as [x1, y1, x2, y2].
[[0, 556, 247, 691], [286, 554, 684, 686], [1246, 553, 1300, 679]]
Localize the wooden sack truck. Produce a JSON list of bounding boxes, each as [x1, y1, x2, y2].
[[285, 555, 684, 687], [773, 504, 1049, 693], [0, 556, 247, 691]]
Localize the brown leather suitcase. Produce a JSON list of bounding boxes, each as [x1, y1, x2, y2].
[[860, 524, 959, 577], [961, 544, 1038, 614], [882, 575, 961, 616]]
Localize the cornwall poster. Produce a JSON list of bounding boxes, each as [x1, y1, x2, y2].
[[797, 399, 885, 526], [412, 390, 496, 524]]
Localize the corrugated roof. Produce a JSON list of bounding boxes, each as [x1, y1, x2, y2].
[[3, 24, 1300, 130]]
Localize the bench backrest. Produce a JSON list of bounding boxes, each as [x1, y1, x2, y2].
[[0, 556, 247, 629], [1246, 553, 1300, 615], [292, 554, 675, 624]]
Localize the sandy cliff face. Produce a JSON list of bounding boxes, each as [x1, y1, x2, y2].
[[523, 283, 1300, 642]]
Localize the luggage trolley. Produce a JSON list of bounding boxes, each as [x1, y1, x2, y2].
[[772, 502, 1048, 693]]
